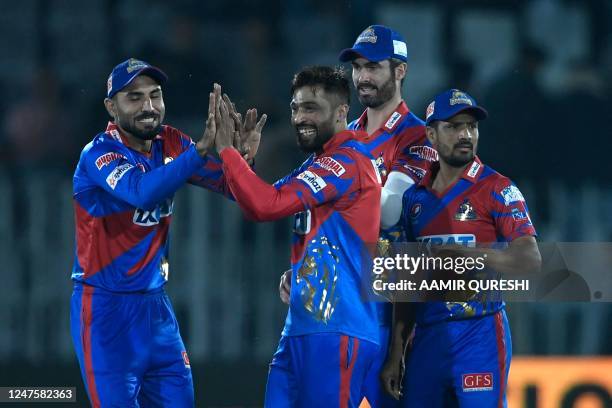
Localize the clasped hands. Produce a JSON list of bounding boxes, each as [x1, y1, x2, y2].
[[196, 83, 267, 163]]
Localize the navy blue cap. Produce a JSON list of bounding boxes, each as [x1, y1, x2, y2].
[[106, 58, 168, 98], [338, 25, 408, 63], [425, 89, 488, 125]]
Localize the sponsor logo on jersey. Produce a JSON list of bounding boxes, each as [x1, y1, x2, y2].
[[181, 351, 191, 368], [133, 199, 174, 226], [95, 152, 126, 170], [417, 234, 476, 246], [109, 129, 122, 142], [409, 145, 439, 162], [164, 156, 174, 165], [462, 373, 493, 392], [411, 203, 422, 219], [467, 161, 480, 178], [511, 207, 530, 222], [450, 90, 473, 106], [297, 171, 327, 193], [501, 185, 525, 206], [106, 163, 133, 190], [426, 101, 435, 120], [356, 27, 377, 44], [385, 112, 402, 129], [315, 156, 345, 176], [455, 199, 477, 221]]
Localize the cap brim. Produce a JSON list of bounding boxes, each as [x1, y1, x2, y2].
[[338, 48, 387, 62], [136, 66, 168, 85], [455, 106, 488, 120]]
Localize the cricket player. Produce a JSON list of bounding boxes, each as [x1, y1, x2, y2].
[[381, 89, 541, 407], [213, 66, 381, 407], [70, 58, 263, 407], [279, 25, 436, 407]]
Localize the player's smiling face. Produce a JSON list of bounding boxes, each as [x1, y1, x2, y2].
[[351, 58, 396, 108], [290, 86, 340, 153], [107, 75, 165, 141], [428, 112, 479, 168]]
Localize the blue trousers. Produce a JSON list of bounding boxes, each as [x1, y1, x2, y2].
[[70, 284, 194, 407], [402, 310, 512, 408], [265, 333, 379, 407]]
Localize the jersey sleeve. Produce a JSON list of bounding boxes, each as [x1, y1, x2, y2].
[[169, 129, 233, 198], [273, 154, 314, 188], [399, 187, 418, 242], [489, 178, 537, 241], [83, 142, 206, 210], [390, 126, 435, 184], [219, 147, 361, 222]]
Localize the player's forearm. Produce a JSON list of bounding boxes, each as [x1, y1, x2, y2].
[[466, 236, 541, 275], [123, 145, 206, 209], [188, 153, 234, 200], [390, 302, 416, 359], [220, 148, 304, 222]]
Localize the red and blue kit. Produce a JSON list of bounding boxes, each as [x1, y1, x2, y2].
[[349, 101, 434, 185], [400, 157, 536, 408], [219, 130, 381, 408], [71, 122, 227, 407], [349, 102, 434, 408]]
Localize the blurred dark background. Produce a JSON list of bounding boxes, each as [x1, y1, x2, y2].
[[0, 0, 610, 406]]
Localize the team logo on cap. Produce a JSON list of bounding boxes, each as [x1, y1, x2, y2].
[[107, 76, 113, 94], [426, 101, 435, 120], [126, 58, 148, 73], [356, 27, 377, 44], [450, 90, 473, 106]]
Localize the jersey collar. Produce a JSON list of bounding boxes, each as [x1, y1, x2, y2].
[[354, 101, 410, 135], [419, 156, 484, 188], [319, 129, 367, 154], [105, 121, 164, 157]]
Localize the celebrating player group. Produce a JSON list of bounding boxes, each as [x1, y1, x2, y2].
[[70, 24, 541, 408]]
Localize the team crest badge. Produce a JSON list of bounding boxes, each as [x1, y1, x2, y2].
[[455, 199, 477, 221], [375, 154, 387, 178], [450, 90, 473, 106], [356, 27, 377, 44], [126, 58, 147, 73]]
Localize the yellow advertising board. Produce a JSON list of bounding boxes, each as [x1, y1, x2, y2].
[[508, 357, 611, 408]]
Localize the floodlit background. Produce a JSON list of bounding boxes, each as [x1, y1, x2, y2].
[[0, 0, 610, 406]]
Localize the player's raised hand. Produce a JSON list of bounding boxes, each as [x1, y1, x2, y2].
[[214, 85, 235, 154], [221, 93, 243, 154], [279, 269, 292, 304], [221, 93, 267, 163], [241, 108, 267, 162], [195, 90, 217, 157]]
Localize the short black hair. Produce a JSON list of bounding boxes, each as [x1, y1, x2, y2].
[[290, 66, 350, 106]]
